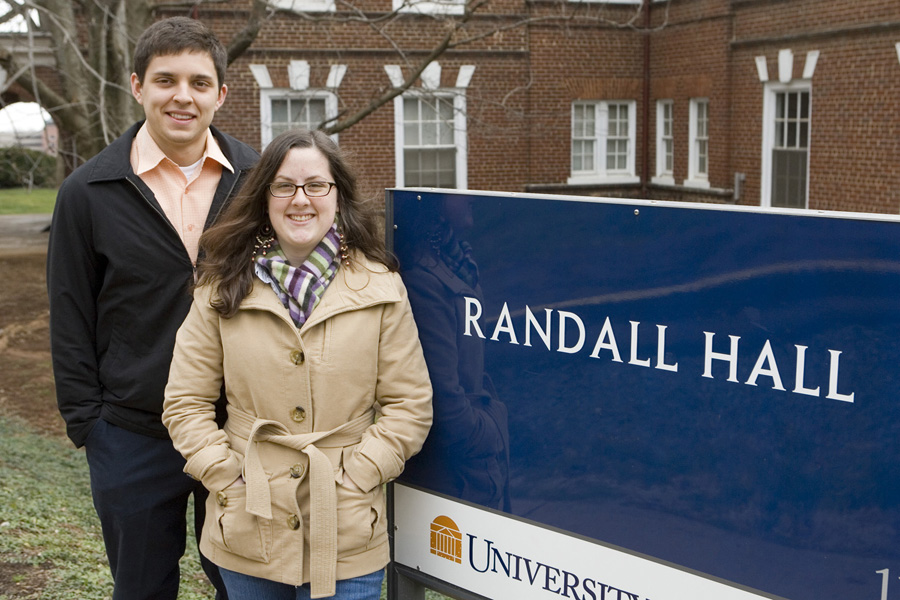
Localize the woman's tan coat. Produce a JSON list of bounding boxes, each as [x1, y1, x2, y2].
[[162, 254, 432, 598]]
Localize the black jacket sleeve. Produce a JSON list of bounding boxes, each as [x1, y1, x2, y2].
[[47, 176, 104, 447]]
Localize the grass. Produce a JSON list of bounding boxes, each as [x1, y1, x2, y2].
[[0, 414, 216, 600], [0, 414, 453, 600], [0, 188, 57, 215]]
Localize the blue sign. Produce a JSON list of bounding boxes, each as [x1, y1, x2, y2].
[[389, 189, 900, 600]]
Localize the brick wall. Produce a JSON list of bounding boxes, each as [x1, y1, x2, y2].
[[151, 0, 900, 214]]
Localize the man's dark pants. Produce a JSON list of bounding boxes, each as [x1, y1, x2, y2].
[[84, 418, 228, 600]]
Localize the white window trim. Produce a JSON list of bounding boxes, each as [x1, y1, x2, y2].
[[652, 99, 674, 186], [568, 0, 666, 3], [568, 100, 639, 186], [268, 0, 335, 13], [760, 81, 811, 209], [684, 98, 710, 189], [393, 90, 468, 189], [393, 0, 464, 15], [569, 0, 665, 4], [259, 88, 339, 148]]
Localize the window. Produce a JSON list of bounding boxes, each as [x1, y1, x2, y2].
[[259, 89, 337, 148], [685, 98, 709, 188], [761, 84, 810, 208], [654, 100, 674, 184], [569, 100, 638, 184], [395, 93, 467, 188], [771, 90, 810, 208]]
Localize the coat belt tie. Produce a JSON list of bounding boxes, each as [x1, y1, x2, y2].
[[224, 404, 375, 599]]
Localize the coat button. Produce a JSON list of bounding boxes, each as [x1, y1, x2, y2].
[[287, 514, 301, 530], [290, 406, 306, 422], [289, 463, 304, 478], [216, 491, 227, 507], [290, 350, 305, 365]]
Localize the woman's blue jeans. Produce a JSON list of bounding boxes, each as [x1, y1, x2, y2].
[[219, 567, 384, 600]]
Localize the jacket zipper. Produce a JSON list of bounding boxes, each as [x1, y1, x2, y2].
[[125, 170, 245, 275], [210, 169, 243, 224], [125, 176, 187, 257]]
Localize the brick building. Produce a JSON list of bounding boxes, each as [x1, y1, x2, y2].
[[107, 1, 900, 212]]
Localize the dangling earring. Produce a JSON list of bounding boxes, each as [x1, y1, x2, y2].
[[338, 228, 350, 266], [252, 222, 275, 261]]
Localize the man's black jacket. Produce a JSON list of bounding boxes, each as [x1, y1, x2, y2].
[[47, 121, 259, 447]]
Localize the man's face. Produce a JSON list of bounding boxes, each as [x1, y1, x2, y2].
[[130, 50, 226, 164]]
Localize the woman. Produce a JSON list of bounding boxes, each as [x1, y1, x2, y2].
[[162, 129, 432, 600], [394, 195, 510, 511]]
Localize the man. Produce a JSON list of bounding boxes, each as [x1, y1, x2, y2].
[[47, 16, 258, 600]]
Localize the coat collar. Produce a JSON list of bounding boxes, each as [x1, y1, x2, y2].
[[239, 252, 401, 331], [84, 121, 257, 184]]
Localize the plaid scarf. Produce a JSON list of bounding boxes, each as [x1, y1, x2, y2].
[[254, 223, 341, 327]]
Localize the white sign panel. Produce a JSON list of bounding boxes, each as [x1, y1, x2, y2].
[[393, 484, 777, 600]]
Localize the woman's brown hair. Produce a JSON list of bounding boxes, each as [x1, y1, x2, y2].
[[197, 129, 395, 317]]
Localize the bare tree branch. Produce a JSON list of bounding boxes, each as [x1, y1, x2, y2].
[[0, 1, 26, 28], [2, 0, 663, 168], [227, 0, 274, 64]]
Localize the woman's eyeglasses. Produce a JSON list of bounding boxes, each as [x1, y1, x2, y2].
[[267, 181, 336, 198]]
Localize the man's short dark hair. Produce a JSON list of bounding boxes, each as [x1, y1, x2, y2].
[[133, 17, 228, 86]]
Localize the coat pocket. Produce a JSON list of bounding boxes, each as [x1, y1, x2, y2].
[[208, 481, 273, 563], [335, 474, 385, 554]]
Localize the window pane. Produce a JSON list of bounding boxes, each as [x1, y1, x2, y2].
[[403, 150, 421, 186], [404, 123, 419, 145], [421, 99, 438, 120], [573, 104, 594, 137], [572, 139, 594, 172], [404, 98, 419, 121], [438, 117, 454, 145], [422, 149, 438, 172], [698, 140, 708, 174], [609, 104, 627, 137], [309, 99, 326, 127], [403, 96, 457, 187], [436, 148, 456, 187], [607, 139, 627, 171], [423, 122, 438, 145], [771, 149, 807, 208], [404, 148, 456, 187], [290, 99, 306, 124], [787, 122, 797, 147], [438, 98, 454, 121], [272, 99, 288, 123]]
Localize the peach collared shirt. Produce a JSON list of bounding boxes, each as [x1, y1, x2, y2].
[[130, 125, 234, 265]]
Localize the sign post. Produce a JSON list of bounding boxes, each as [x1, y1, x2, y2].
[[387, 189, 900, 600]]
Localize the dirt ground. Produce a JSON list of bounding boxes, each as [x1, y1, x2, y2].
[[0, 215, 62, 438], [0, 215, 63, 597]]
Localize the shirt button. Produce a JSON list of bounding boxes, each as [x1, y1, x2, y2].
[[290, 406, 306, 422], [287, 514, 301, 530], [216, 491, 227, 507], [289, 463, 304, 478], [290, 350, 305, 365]]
